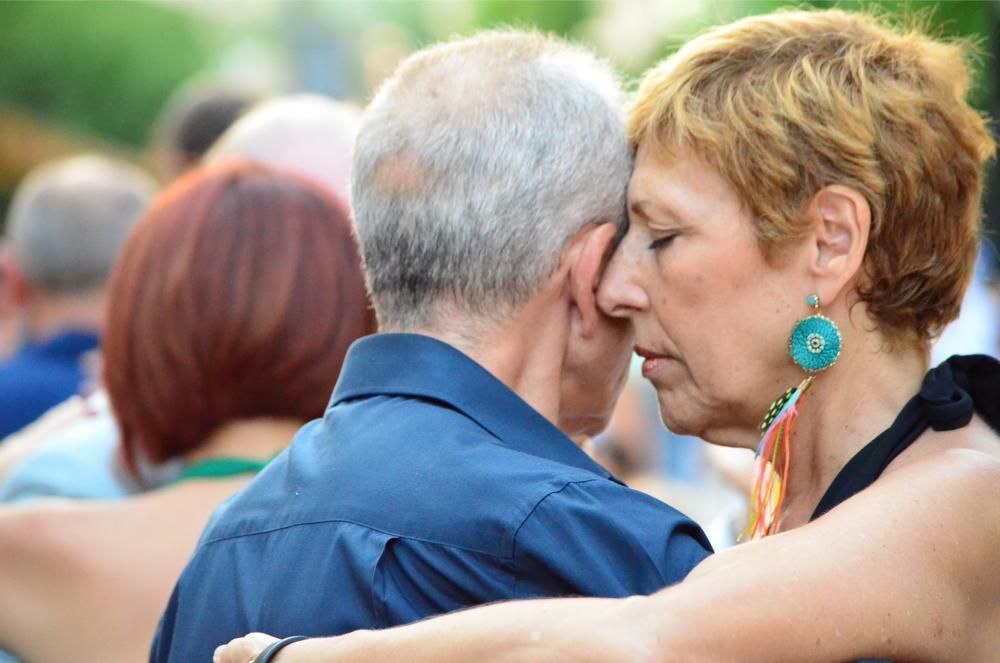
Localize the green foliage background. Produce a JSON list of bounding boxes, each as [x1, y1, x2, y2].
[[0, 0, 995, 245], [0, 0, 211, 147], [0, 1, 993, 148]]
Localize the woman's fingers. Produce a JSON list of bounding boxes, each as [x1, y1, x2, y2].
[[213, 632, 279, 663]]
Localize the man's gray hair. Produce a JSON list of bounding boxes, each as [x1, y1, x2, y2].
[[352, 30, 631, 330], [5, 155, 156, 295]]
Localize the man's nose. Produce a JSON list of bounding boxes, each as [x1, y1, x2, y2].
[[597, 239, 649, 318]]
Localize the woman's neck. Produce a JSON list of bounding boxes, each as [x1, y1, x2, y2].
[[777, 335, 929, 530], [183, 418, 304, 466]]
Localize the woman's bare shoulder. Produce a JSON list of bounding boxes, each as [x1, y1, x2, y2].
[[885, 413, 1000, 478], [874, 425, 1000, 566]]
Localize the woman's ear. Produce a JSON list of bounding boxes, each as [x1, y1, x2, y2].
[[808, 185, 871, 301], [569, 222, 619, 339]]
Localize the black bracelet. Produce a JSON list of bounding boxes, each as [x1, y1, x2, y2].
[[254, 635, 309, 663]]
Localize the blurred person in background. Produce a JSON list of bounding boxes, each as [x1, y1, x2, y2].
[[0, 243, 19, 361], [148, 81, 258, 181], [0, 389, 121, 501], [207, 93, 360, 201], [0, 161, 373, 663], [0, 155, 155, 441], [153, 30, 711, 663], [0, 92, 361, 504], [215, 9, 1000, 663]]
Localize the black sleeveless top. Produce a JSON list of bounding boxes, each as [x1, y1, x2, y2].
[[807, 354, 1000, 663], [811, 354, 1000, 520]]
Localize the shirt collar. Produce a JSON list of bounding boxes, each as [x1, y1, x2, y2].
[[332, 333, 617, 482]]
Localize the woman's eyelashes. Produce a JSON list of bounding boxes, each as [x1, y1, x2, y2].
[[648, 233, 678, 251]]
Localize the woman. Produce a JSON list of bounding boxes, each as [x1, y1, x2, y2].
[[0, 162, 374, 662], [216, 9, 1000, 663]]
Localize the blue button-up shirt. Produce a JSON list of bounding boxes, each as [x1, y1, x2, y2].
[[151, 334, 712, 662]]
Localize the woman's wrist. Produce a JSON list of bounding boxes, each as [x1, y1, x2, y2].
[[274, 630, 380, 663], [255, 635, 309, 663]]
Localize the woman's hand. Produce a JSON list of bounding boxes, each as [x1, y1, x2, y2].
[[214, 632, 278, 663]]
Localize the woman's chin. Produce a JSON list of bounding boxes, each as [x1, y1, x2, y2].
[[656, 406, 700, 438]]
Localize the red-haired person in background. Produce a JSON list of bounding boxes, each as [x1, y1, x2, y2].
[[0, 93, 361, 504], [0, 161, 374, 663]]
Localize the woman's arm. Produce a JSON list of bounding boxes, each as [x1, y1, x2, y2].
[[644, 446, 1000, 663], [216, 447, 1000, 663], [215, 597, 656, 663]]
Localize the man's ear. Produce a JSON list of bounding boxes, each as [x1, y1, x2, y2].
[[0, 254, 30, 311], [807, 185, 870, 302], [569, 222, 618, 339]]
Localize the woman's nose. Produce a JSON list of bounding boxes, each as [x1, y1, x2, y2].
[[597, 238, 650, 318]]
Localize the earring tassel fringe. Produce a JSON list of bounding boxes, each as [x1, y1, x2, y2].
[[740, 376, 813, 541]]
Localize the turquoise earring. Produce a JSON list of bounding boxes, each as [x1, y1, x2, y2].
[[742, 293, 842, 541], [788, 294, 841, 373]]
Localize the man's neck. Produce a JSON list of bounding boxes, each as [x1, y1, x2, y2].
[[23, 290, 106, 341], [410, 289, 573, 432]]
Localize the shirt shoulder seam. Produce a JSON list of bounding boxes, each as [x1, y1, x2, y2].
[[199, 516, 513, 560], [510, 478, 602, 595]]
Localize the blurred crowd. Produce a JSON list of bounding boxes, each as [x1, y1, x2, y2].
[[0, 85, 380, 661], [0, 24, 998, 663]]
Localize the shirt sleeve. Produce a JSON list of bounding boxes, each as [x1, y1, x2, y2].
[[149, 580, 182, 663], [511, 479, 712, 599]]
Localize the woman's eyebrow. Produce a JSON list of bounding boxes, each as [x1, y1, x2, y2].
[[631, 197, 684, 224]]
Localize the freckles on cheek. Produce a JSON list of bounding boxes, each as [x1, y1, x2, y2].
[[719, 258, 752, 293], [661, 249, 711, 298], [667, 268, 706, 307]]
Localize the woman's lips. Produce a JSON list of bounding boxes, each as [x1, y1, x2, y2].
[[635, 347, 673, 379], [641, 356, 667, 378]]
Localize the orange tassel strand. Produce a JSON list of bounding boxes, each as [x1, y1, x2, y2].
[[741, 376, 812, 541]]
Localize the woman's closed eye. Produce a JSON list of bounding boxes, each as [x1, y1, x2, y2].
[[648, 233, 678, 251]]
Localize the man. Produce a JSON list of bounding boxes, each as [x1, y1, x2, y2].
[[152, 30, 711, 662], [0, 155, 155, 440]]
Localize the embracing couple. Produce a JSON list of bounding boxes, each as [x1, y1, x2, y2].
[[160, 9, 1000, 663]]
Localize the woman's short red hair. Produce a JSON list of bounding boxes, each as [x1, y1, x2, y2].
[[104, 161, 374, 473], [631, 10, 995, 344]]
